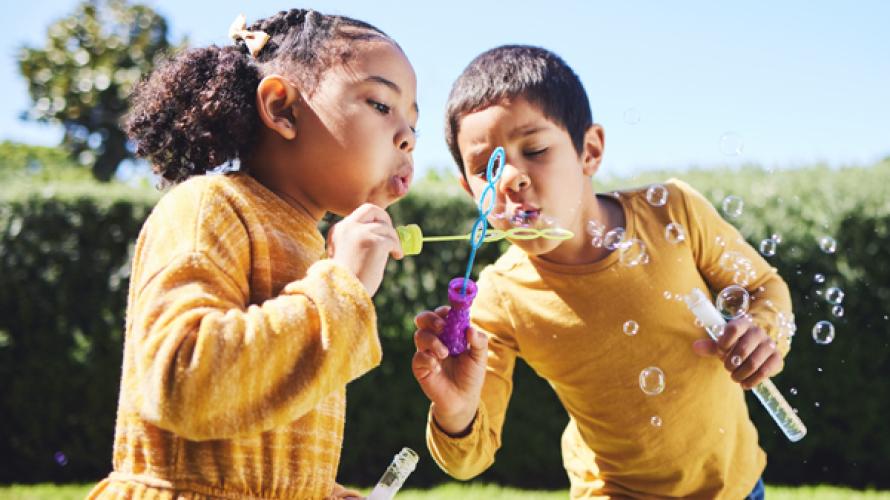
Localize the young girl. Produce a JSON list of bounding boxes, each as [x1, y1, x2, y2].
[[88, 8, 417, 500]]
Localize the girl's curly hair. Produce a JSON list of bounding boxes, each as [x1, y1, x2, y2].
[[125, 9, 392, 185]]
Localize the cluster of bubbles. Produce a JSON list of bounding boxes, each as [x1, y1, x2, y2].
[[717, 251, 758, 287], [586, 219, 650, 268]]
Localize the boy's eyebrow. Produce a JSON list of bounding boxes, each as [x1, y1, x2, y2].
[[364, 75, 420, 113], [508, 124, 547, 139]]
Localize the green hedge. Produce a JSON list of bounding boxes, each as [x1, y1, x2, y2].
[[1, 161, 888, 488]]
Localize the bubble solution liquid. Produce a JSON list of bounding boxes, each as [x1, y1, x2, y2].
[[684, 288, 807, 442], [366, 448, 419, 500]]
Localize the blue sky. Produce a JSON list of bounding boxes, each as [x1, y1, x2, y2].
[[4, 1, 889, 179]]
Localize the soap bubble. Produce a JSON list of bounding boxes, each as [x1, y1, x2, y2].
[[814, 273, 826, 284], [650, 415, 663, 428], [639, 366, 665, 396], [719, 132, 744, 156], [587, 220, 605, 248], [790, 387, 798, 395], [730, 355, 742, 367], [511, 211, 532, 228], [603, 227, 626, 250], [623, 320, 639, 336], [832, 305, 844, 317], [645, 184, 668, 207], [721, 195, 744, 219], [716, 285, 750, 320], [759, 238, 777, 257], [819, 236, 837, 254], [54, 451, 68, 467], [664, 222, 686, 244], [771, 233, 783, 244], [663, 291, 673, 300], [812, 321, 835, 345], [825, 287, 844, 305], [619, 238, 648, 267]]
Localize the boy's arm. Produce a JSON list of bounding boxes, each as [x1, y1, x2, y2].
[[676, 179, 795, 357], [423, 270, 520, 480]]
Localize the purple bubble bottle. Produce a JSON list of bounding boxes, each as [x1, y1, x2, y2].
[[441, 277, 478, 356]]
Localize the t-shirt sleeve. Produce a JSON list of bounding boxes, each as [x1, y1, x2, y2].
[[672, 179, 796, 356]]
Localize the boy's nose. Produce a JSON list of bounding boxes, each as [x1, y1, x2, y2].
[[497, 163, 530, 194]]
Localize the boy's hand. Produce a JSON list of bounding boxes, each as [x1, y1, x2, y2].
[[692, 315, 783, 389], [412, 306, 488, 436], [327, 203, 404, 297]]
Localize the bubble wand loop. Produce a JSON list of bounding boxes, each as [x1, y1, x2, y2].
[[461, 147, 506, 293]]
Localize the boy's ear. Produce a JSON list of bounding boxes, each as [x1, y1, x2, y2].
[[256, 75, 301, 140], [581, 124, 605, 176]]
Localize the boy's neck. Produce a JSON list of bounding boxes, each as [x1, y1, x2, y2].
[[536, 191, 625, 266]]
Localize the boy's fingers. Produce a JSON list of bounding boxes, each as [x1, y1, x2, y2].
[[414, 310, 446, 331], [725, 328, 762, 371], [741, 351, 784, 389], [692, 339, 719, 357], [731, 340, 774, 382], [414, 329, 449, 358], [434, 305, 451, 318], [467, 327, 488, 362], [412, 350, 441, 380], [716, 316, 753, 354]]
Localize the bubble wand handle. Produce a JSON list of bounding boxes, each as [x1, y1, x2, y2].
[[439, 147, 505, 356], [366, 448, 419, 500], [684, 288, 807, 442]]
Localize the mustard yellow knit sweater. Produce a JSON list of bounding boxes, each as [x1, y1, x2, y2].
[[88, 173, 381, 499]]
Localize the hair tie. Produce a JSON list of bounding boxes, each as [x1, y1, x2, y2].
[[228, 14, 270, 57]]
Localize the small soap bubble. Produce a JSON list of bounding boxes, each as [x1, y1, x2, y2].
[[790, 387, 798, 395], [825, 287, 844, 305], [814, 273, 826, 284], [511, 211, 532, 228], [623, 107, 641, 125], [623, 320, 639, 336], [819, 236, 837, 254], [721, 196, 744, 219], [603, 227, 626, 250], [694, 318, 704, 328], [815, 402, 821, 408], [771, 233, 783, 244], [619, 239, 648, 267], [645, 184, 669, 207], [663, 291, 673, 300], [664, 222, 686, 244], [719, 132, 744, 156], [730, 355, 742, 367], [639, 366, 666, 396], [759, 238, 777, 257], [812, 320, 835, 345], [54, 451, 68, 467], [587, 220, 606, 247], [832, 305, 844, 317], [716, 285, 750, 319], [650, 415, 663, 428]]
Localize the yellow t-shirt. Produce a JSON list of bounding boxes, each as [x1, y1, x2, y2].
[[88, 172, 380, 499], [427, 180, 793, 499]]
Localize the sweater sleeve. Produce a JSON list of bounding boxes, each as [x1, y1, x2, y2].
[[124, 184, 380, 441], [673, 179, 795, 356], [426, 267, 519, 479]]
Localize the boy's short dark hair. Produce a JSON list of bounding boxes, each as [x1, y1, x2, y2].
[[445, 45, 593, 176]]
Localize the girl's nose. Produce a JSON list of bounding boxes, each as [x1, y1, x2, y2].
[[395, 122, 416, 153], [497, 162, 530, 194]]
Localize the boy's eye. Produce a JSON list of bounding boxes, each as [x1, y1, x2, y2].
[[525, 147, 547, 157], [367, 99, 391, 115]]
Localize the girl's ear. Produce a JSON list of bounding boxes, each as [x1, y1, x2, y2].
[[256, 75, 302, 140], [581, 124, 605, 176]]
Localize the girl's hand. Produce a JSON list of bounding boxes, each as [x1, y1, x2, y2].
[[327, 203, 403, 296], [412, 306, 488, 436], [327, 483, 364, 499], [692, 315, 784, 389]]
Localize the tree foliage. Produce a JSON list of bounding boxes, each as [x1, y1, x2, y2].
[[17, 0, 183, 181]]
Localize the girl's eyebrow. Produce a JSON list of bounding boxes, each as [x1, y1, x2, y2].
[[364, 75, 419, 113]]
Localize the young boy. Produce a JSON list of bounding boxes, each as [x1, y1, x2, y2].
[[411, 45, 792, 499]]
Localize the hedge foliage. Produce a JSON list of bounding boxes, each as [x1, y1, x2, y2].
[[1, 158, 888, 488]]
